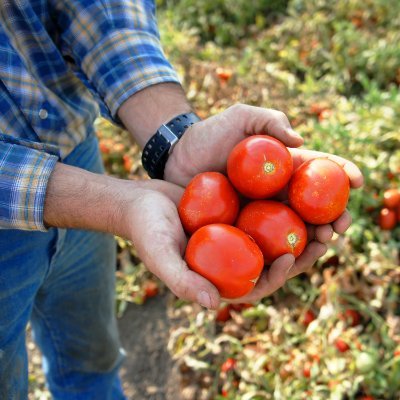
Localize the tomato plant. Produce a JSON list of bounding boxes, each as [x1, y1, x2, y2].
[[379, 208, 397, 230], [227, 135, 293, 199], [288, 158, 350, 224], [236, 200, 307, 265], [383, 188, 400, 209], [178, 172, 239, 234], [185, 224, 264, 299]]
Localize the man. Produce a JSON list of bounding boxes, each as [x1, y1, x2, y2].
[[0, 1, 363, 398]]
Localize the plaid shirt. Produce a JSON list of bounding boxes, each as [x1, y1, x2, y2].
[[0, 0, 179, 231]]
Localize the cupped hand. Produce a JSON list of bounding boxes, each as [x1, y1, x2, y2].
[[227, 148, 363, 304], [126, 184, 221, 309], [164, 104, 303, 186]]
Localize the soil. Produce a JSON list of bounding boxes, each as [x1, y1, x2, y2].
[[118, 293, 182, 400]]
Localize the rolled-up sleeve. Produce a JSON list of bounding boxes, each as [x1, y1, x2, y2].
[[0, 135, 58, 231], [50, 0, 181, 120]]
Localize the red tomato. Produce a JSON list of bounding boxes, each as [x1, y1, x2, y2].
[[143, 280, 159, 298], [383, 188, 400, 209], [340, 309, 361, 327], [221, 358, 236, 373], [303, 362, 312, 378], [397, 204, 400, 222], [227, 135, 293, 199], [379, 208, 397, 230], [335, 338, 350, 353], [288, 158, 350, 224], [302, 310, 316, 327], [178, 172, 239, 234], [185, 224, 264, 299], [236, 200, 307, 265], [216, 305, 231, 323]]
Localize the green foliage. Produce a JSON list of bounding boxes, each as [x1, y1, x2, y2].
[[157, 0, 289, 46]]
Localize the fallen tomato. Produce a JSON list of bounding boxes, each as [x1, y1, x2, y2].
[[143, 280, 159, 298], [302, 309, 316, 327], [340, 309, 361, 327], [178, 172, 239, 234], [221, 358, 236, 373], [378, 208, 397, 230], [185, 224, 264, 299], [288, 158, 350, 224], [383, 188, 400, 209], [216, 305, 231, 323], [227, 135, 293, 199], [236, 200, 307, 265], [335, 338, 350, 353]]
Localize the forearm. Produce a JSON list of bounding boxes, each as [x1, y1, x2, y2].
[[117, 82, 192, 148], [43, 162, 183, 238]]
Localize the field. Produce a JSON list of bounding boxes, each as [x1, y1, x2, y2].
[[29, 1, 399, 399]]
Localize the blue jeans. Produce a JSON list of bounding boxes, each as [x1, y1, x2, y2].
[[0, 134, 126, 399]]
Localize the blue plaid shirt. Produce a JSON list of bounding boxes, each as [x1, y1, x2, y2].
[[0, 0, 180, 231]]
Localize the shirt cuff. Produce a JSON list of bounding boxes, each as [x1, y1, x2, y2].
[[81, 29, 181, 123], [0, 136, 59, 231]]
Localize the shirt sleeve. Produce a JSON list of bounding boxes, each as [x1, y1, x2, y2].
[[50, 0, 181, 122], [0, 134, 58, 231]]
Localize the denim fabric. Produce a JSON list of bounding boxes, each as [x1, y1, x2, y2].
[[0, 134, 126, 399]]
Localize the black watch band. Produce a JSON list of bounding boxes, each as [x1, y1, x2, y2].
[[141, 112, 201, 179]]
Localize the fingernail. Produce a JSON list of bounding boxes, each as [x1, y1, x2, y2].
[[288, 128, 303, 141], [197, 291, 212, 309]]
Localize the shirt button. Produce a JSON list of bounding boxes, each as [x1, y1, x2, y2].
[[39, 108, 48, 119]]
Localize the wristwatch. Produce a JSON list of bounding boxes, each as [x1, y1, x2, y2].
[[141, 112, 201, 179]]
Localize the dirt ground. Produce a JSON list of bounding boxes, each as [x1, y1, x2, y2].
[[118, 294, 182, 400]]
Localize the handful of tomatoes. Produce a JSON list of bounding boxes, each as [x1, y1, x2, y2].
[[178, 135, 350, 299]]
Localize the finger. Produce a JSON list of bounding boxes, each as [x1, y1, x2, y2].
[[131, 192, 221, 309], [287, 241, 327, 279], [227, 254, 295, 303], [228, 104, 304, 147], [289, 148, 364, 188], [332, 209, 352, 234], [315, 224, 334, 243]]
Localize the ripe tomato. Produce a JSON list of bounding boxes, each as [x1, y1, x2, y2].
[[216, 305, 231, 323], [288, 158, 350, 224], [178, 172, 239, 234], [302, 310, 316, 327], [335, 338, 350, 353], [185, 224, 264, 299], [236, 200, 307, 265], [143, 280, 159, 298], [379, 208, 396, 230], [383, 188, 400, 209], [340, 309, 361, 327], [221, 358, 236, 373], [227, 135, 293, 199]]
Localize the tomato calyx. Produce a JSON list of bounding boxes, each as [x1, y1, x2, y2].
[[287, 232, 300, 249], [263, 161, 275, 174]]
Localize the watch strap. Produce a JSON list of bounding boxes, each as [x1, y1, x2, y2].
[[141, 112, 201, 179]]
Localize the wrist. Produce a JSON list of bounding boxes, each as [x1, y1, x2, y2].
[[117, 82, 192, 148]]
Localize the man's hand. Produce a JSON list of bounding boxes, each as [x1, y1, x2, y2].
[[125, 188, 221, 309], [164, 103, 304, 186]]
